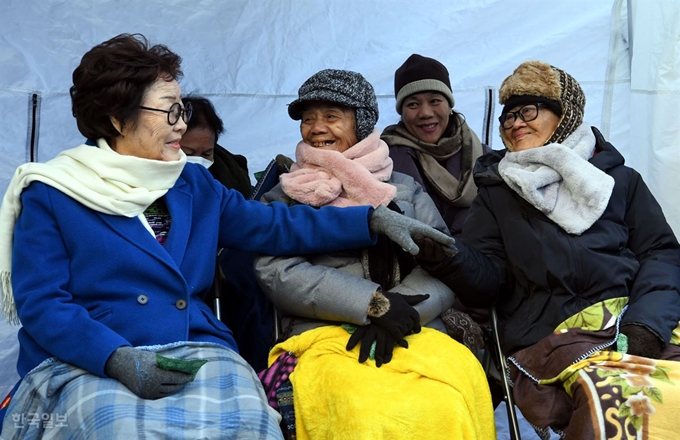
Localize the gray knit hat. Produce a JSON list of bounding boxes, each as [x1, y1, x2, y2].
[[394, 54, 455, 114], [288, 69, 379, 141], [498, 61, 585, 147]]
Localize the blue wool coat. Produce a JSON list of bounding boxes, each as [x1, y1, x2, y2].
[[11, 163, 375, 378]]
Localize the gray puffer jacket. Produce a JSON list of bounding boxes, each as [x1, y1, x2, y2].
[[254, 171, 455, 340]]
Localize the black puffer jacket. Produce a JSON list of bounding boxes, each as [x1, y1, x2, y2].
[[427, 127, 680, 355]]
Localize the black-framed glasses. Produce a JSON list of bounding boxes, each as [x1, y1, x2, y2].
[[139, 102, 193, 125], [499, 103, 545, 129]]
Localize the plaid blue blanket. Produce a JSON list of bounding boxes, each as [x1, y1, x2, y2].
[[0, 341, 283, 439]]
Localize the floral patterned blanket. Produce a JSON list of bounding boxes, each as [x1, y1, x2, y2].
[[509, 297, 680, 439]]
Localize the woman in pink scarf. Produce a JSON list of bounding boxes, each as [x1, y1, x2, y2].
[[254, 69, 494, 440]]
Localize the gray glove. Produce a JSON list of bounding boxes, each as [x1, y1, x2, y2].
[[105, 346, 196, 400], [369, 205, 455, 255]]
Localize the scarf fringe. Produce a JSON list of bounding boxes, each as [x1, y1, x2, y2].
[[1, 271, 20, 325]]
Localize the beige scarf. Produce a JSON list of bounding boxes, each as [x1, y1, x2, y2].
[[0, 138, 186, 324], [280, 130, 396, 208], [381, 114, 484, 207]]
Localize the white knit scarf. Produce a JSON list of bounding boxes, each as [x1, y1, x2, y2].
[[0, 138, 186, 324], [498, 123, 614, 235], [280, 130, 396, 208]]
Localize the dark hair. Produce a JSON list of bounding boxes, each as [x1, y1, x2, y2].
[[70, 33, 183, 141], [182, 95, 225, 142]]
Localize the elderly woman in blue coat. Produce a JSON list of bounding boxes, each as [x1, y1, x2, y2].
[[415, 61, 680, 439], [0, 34, 453, 439]]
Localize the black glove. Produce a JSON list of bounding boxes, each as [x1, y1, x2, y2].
[[369, 205, 455, 255], [414, 236, 459, 266], [369, 291, 429, 342], [105, 347, 196, 400], [620, 324, 664, 359], [346, 323, 406, 367]]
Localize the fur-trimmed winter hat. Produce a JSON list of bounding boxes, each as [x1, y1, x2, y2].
[[498, 61, 585, 147], [287, 69, 379, 141], [394, 54, 455, 114]]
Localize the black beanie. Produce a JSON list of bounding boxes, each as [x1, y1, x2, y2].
[[393, 54, 455, 114]]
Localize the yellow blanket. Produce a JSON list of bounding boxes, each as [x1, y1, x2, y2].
[[269, 326, 495, 440]]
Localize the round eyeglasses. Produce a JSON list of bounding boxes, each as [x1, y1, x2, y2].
[[499, 103, 545, 129], [139, 102, 193, 125]]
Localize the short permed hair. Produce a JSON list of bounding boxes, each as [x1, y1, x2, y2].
[[182, 95, 225, 142], [69, 33, 183, 141]]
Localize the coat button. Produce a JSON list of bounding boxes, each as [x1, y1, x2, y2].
[[137, 294, 148, 305], [175, 299, 187, 310]]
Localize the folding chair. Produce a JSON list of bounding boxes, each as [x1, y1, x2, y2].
[[483, 307, 521, 440]]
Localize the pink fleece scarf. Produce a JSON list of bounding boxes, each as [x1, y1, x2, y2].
[[280, 130, 396, 208]]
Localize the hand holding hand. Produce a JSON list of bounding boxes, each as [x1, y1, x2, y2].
[[369, 205, 455, 255], [105, 346, 196, 400], [413, 235, 459, 265]]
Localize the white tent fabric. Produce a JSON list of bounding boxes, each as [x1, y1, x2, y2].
[[1, 0, 678, 437], [626, 0, 680, 240]]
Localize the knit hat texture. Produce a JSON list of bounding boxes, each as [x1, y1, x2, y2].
[[394, 54, 455, 114], [498, 61, 585, 146], [288, 69, 378, 141]]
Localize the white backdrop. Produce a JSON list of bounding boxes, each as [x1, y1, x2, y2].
[[1, 1, 679, 434], [1, 0, 627, 191]]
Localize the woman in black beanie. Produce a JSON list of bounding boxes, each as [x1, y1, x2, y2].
[[382, 54, 491, 357], [381, 54, 491, 238]]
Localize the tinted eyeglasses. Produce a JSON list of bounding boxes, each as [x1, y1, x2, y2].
[[499, 103, 545, 129], [139, 102, 193, 125]]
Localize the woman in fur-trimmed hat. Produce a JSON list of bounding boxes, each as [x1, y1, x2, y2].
[[254, 69, 495, 439], [413, 60, 680, 439]]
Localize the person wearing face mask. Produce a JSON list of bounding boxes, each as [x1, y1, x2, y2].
[[254, 69, 494, 440], [180, 95, 253, 197], [0, 34, 457, 439], [180, 95, 287, 373], [413, 60, 680, 439]]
